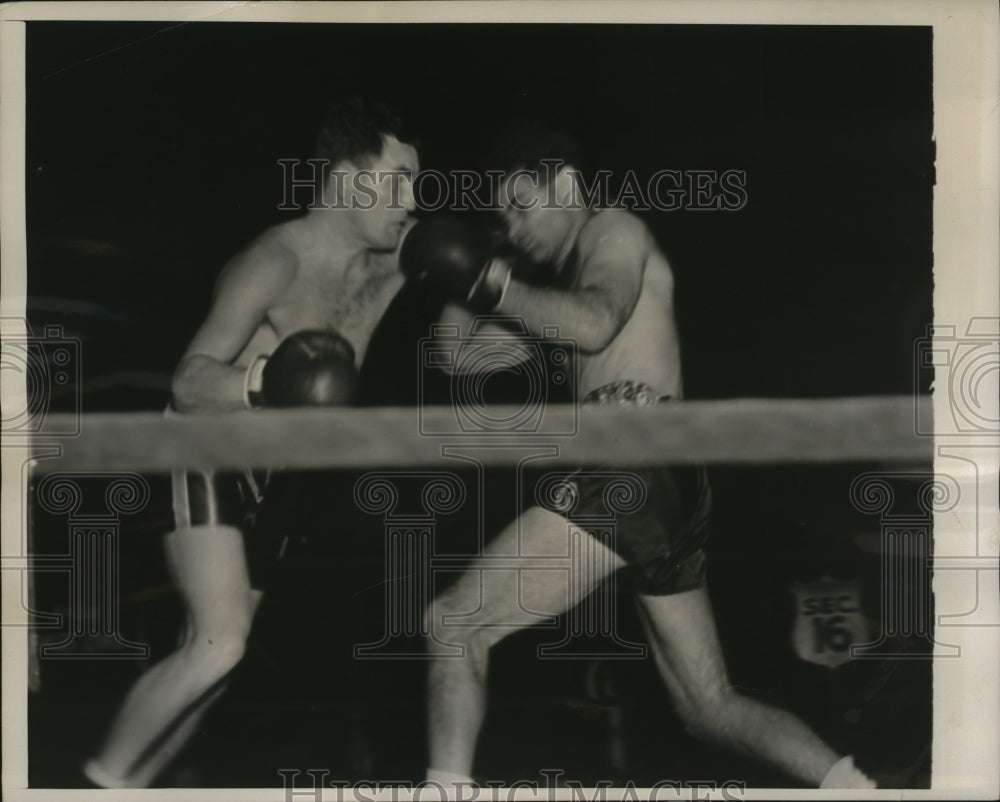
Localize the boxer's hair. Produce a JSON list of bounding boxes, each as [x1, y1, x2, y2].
[[314, 98, 409, 169], [485, 121, 584, 183]]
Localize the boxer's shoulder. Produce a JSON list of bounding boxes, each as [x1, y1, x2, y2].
[[577, 210, 653, 262], [217, 225, 300, 299]]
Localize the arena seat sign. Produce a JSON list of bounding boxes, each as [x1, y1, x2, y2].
[[790, 577, 866, 669]]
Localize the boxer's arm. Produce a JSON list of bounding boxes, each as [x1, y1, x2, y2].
[[434, 302, 534, 374], [438, 302, 523, 338], [495, 212, 647, 353], [172, 247, 296, 413]]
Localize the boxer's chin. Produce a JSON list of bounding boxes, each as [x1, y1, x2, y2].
[[375, 226, 403, 252]]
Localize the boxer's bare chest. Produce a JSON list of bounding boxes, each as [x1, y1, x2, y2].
[[267, 251, 402, 361]]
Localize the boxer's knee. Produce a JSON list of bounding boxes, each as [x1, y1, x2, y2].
[[678, 702, 723, 744], [179, 628, 248, 685], [424, 597, 463, 655], [424, 593, 500, 658], [177, 597, 252, 683], [672, 684, 735, 744]]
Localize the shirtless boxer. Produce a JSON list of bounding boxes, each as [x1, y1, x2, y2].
[[83, 98, 417, 788], [413, 125, 877, 789]]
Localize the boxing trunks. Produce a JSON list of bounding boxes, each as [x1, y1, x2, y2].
[[535, 380, 712, 595], [166, 408, 279, 590]]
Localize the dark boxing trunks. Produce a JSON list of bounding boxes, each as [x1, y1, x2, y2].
[[535, 380, 712, 595], [171, 466, 279, 591]]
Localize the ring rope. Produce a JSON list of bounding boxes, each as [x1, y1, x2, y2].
[[21, 396, 932, 473]]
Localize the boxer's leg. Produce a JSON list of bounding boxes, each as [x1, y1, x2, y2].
[[85, 524, 260, 787], [635, 587, 872, 787], [121, 680, 229, 787], [425, 506, 626, 780]]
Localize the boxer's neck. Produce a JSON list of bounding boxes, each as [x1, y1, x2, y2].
[[295, 211, 377, 274], [554, 208, 592, 273]]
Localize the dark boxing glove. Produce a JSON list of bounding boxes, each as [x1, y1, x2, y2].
[[399, 215, 511, 312], [250, 330, 358, 408]]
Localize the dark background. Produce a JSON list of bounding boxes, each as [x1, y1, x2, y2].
[[25, 22, 934, 789]]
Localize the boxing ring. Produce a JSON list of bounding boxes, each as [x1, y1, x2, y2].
[[4, 386, 999, 795], [17, 394, 940, 667], [27, 396, 933, 472]]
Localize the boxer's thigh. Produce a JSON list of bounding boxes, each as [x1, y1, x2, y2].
[[164, 526, 253, 624], [168, 467, 258, 609], [429, 505, 626, 639]]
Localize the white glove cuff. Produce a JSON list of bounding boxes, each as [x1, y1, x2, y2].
[[494, 261, 513, 310], [243, 355, 268, 408]]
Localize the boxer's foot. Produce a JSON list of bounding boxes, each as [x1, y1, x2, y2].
[[426, 766, 478, 794], [820, 755, 878, 788], [81, 759, 132, 789]]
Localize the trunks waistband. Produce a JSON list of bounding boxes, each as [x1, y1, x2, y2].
[[583, 380, 671, 407]]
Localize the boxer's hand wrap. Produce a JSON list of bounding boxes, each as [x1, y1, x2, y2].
[[495, 261, 513, 308], [243, 355, 268, 408]]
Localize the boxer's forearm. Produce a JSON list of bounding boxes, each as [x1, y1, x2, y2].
[[496, 279, 619, 353], [172, 353, 250, 413]]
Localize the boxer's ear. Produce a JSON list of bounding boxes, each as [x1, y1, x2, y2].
[[323, 160, 351, 208], [331, 153, 374, 206], [553, 165, 580, 208]]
